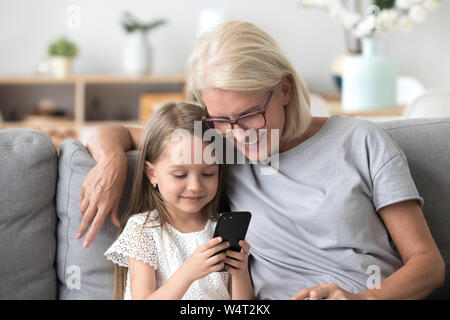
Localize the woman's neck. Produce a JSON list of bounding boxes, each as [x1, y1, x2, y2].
[[279, 116, 329, 153]]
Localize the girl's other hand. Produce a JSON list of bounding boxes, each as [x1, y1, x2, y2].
[[181, 237, 230, 283], [76, 151, 128, 248], [224, 240, 251, 278]]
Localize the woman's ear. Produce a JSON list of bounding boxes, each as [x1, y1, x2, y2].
[[144, 161, 157, 185], [280, 75, 292, 106]]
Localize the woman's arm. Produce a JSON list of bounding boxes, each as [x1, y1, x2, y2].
[[291, 200, 445, 300], [77, 125, 143, 248], [360, 199, 445, 299]]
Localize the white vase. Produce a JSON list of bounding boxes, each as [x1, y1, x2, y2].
[[342, 37, 396, 111], [122, 32, 151, 75], [51, 57, 73, 78]]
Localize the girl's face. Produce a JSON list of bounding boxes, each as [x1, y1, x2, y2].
[[145, 135, 219, 219], [201, 77, 291, 162]]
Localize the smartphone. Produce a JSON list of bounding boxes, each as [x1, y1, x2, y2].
[[213, 211, 252, 253]]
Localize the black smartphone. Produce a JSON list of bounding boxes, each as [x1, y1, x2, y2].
[[213, 211, 252, 254]]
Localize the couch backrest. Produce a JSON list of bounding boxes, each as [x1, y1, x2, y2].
[[56, 139, 138, 299], [379, 118, 450, 299], [0, 129, 58, 299]]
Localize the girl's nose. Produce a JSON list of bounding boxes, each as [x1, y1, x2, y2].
[[187, 175, 202, 191]]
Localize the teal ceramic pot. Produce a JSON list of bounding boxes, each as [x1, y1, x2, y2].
[[342, 37, 396, 111]]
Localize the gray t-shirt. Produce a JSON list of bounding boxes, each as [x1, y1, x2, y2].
[[223, 114, 424, 300]]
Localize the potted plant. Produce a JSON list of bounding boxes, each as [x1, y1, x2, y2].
[[121, 11, 167, 75], [48, 37, 78, 78]]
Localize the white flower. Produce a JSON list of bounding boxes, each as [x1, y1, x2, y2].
[[409, 4, 427, 22], [341, 12, 361, 28], [396, 0, 413, 10], [327, 2, 345, 20], [300, 0, 331, 9], [424, 0, 440, 11], [380, 9, 399, 30], [354, 15, 377, 38], [398, 16, 414, 31]]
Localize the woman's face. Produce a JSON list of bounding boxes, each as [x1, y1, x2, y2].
[[145, 135, 219, 219], [202, 78, 291, 162]]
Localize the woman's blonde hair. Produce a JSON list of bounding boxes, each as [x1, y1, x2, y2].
[[112, 102, 224, 300], [186, 20, 312, 142]]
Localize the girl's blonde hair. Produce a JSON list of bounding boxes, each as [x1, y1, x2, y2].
[[112, 102, 224, 300], [186, 20, 312, 142]]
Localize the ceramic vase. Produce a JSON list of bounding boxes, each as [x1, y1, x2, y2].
[[342, 37, 396, 111], [51, 57, 73, 78], [123, 32, 151, 75]]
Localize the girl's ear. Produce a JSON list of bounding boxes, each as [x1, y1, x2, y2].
[[144, 161, 157, 185]]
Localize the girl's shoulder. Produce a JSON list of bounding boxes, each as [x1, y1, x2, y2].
[[125, 210, 162, 230]]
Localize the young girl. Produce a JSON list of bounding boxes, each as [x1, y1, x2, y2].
[[104, 102, 254, 300]]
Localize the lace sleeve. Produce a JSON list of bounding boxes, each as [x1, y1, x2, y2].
[[104, 215, 158, 270]]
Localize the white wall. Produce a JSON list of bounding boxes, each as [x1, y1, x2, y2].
[[1, 0, 449, 94]]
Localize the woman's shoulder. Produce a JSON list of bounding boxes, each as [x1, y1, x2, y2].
[[331, 115, 395, 142], [330, 114, 382, 132], [331, 115, 405, 159]]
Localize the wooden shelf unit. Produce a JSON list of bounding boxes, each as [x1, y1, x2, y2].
[[0, 73, 186, 125]]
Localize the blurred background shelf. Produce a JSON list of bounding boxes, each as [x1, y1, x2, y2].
[[0, 73, 186, 125], [0, 74, 186, 149], [323, 92, 405, 119]]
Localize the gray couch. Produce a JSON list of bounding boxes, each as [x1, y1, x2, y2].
[[0, 118, 449, 300]]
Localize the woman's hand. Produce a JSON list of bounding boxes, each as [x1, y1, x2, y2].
[[180, 237, 230, 283], [76, 150, 128, 248], [224, 240, 251, 278], [290, 283, 364, 300]]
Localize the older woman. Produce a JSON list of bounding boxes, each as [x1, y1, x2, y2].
[[77, 21, 444, 300]]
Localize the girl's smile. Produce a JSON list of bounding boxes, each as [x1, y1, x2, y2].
[[180, 195, 206, 201]]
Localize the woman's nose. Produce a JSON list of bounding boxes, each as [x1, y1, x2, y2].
[[232, 127, 246, 143]]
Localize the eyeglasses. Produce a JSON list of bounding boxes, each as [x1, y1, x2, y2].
[[202, 90, 274, 134]]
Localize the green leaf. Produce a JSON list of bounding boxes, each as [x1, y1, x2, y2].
[[374, 0, 396, 10], [120, 11, 167, 33], [48, 37, 78, 58]]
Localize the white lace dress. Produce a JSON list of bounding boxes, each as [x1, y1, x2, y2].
[[104, 210, 230, 300]]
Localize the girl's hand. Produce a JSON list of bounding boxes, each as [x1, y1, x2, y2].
[[76, 150, 128, 248], [181, 237, 230, 283], [224, 240, 251, 278]]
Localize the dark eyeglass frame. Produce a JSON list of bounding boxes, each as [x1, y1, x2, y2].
[[201, 90, 274, 132]]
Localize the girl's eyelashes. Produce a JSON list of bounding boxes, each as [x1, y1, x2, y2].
[[202, 172, 216, 177], [171, 172, 217, 178]]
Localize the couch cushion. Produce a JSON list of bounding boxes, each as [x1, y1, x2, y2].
[[56, 139, 137, 299], [0, 128, 58, 299], [380, 118, 450, 299]]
